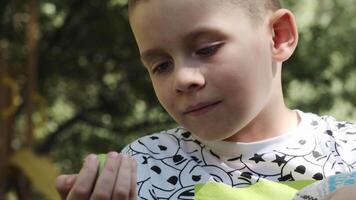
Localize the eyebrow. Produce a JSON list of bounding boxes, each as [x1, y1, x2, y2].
[[182, 27, 225, 43], [140, 27, 225, 64]]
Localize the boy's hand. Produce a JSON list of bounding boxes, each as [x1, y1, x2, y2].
[[55, 152, 137, 200]]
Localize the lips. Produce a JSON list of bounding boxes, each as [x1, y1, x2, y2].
[[184, 101, 221, 115]]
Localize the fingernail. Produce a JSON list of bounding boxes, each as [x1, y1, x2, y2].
[[85, 154, 97, 164], [108, 151, 119, 159]]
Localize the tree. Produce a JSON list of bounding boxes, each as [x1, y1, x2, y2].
[[0, 0, 355, 199], [283, 0, 356, 119]]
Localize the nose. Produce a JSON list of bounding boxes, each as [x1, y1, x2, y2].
[[174, 67, 205, 93]]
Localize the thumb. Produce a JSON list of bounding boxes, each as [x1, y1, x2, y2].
[[55, 174, 78, 200]]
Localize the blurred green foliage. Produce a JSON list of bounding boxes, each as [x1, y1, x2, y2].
[[1, 0, 355, 198], [283, 0, 356, 120]]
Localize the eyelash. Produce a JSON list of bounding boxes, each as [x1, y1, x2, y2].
[[151, 43, 224, 74], [195, 42, 224, 57], [152, 60, 172, 74]]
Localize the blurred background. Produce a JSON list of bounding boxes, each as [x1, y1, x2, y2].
[[0, 0, 355, 199]]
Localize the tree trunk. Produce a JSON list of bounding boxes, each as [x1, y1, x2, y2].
[[25, 0, 39, 148], [0, 42, 13, 200], [14, 0, 40, 198]]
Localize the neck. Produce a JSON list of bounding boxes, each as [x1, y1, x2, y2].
[[225, 104, 299, 143]]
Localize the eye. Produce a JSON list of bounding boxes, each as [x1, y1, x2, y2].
[[152, 61, 172, 74], [195, 42, 224, 57]]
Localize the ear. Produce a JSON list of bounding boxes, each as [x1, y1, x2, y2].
[[269, 9, 298, 62]]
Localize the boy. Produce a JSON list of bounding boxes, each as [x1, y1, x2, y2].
[[56, 0, 356, 199]]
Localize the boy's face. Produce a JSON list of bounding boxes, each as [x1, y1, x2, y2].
[[130, 0, 278, 141]]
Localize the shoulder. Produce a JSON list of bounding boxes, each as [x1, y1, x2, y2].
[[297, 110, 356, 136], [121, 127, 194, 157], [319, 114, 356, 134], [297, 110, 356, 131]]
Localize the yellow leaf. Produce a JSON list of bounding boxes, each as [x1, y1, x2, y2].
[[10, 149, 61, 200]]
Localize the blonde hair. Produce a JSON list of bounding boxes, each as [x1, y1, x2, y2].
[[128, 0, 282, 22]]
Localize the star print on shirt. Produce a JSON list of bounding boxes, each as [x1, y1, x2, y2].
[[249, 153, 266, 164], [272, 154, 287, 167]]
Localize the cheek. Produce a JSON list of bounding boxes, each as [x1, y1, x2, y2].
[[213, 53, 255, 93], [152, 81, 173, 110], [243, 39, 273, 89], [214, 43, 272, 104]]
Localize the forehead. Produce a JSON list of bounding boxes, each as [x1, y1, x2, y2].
[[130, 0, 228, 33], [129, 0, 251, 52]]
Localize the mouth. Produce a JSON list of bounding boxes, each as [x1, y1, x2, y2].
[[184, 101, 222, 116]]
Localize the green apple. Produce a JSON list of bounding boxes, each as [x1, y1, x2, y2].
[[97, 154, 107, 174]]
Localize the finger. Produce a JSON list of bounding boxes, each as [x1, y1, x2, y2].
[[113, 154, 132, 199], [67, 154, 99, 200], [324, 185, 356, 200], [56, 174, 78, 200], [129, 157, 137, 200], [90, 152, 121, 200]]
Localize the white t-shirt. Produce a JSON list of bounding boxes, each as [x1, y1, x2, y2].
[[121, 110, 356, 199]]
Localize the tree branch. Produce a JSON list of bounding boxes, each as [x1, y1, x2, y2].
[[36, 107, 96, 154]]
